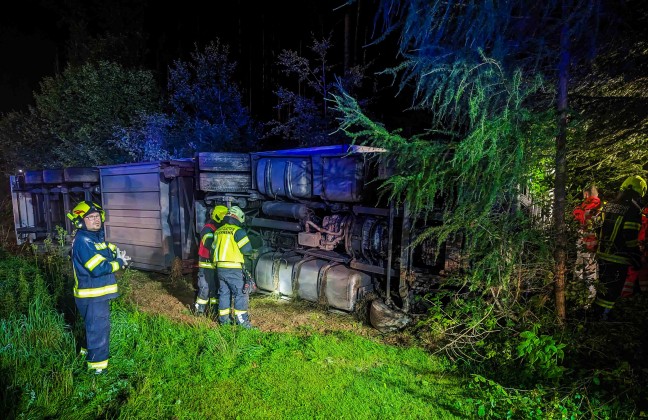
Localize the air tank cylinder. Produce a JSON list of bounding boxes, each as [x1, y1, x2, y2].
[[262, 202, 309, 220]]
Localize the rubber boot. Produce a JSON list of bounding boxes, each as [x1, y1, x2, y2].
[[194, 303, 206, 316], [218, 308, 231, 325], [234, 310, 255, 329]]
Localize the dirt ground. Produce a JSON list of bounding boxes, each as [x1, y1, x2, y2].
[[124, 269, 382, 339]]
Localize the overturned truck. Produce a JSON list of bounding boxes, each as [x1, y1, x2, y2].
[[10, 145, 461, 331]]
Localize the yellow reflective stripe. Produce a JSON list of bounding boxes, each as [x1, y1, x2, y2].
[[196, 297, 208, 305], [94, 242, 107, 250], [84, 254, 106, 271], [74, 284, 119, 298], [209, 298, 218, 304], [198, 261, 214, 268], [610, 216, 623, 245], [595, 298, 614, 309], [217, 262, 242, 268], [110, 261, 120, 272], [600, 215, 623, 255], [221, 239, 231, 261], [108, 243, 117, 251], [234, 309, 247, 315], [624, 222, 641, 230], [237, 237, 250, 248], [88, 360, 109, 369], [596, 251, 629, 264], [219, 309, 230, 316]]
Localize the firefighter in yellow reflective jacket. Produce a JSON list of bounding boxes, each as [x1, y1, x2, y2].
[[67, 201, 131, 374], [194, 205, 228, 315], [594, 175, 646, 320], [212, 206, 256, 327]]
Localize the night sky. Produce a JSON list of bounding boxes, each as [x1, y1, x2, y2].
[[0, 1, 383, 119]]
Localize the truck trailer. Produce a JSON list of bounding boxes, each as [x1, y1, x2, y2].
[[10, 144, 462, 331]]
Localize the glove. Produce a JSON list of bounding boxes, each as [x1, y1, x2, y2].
[[117, 248, 132, 268], [242, 268, 257, 294]]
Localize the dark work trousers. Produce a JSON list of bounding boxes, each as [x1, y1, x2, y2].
[[217, 267, 250, 325], [206, 267, 218, 304], [196, 267, 218, 306], [75, 298, 111, 369], [595, 260, 630, 310]]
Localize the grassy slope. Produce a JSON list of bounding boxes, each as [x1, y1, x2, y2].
[[2, 300, 470, 419]]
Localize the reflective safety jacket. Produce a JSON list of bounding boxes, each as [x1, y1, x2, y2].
[[573, 196, 602, 252], [197, 219, 219, 269], [71, 228, 124, 301], [597, 197, 642, 266], [212, 216, 253, 269]]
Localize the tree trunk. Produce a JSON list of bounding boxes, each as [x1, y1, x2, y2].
[[554, 1, 570, 323]]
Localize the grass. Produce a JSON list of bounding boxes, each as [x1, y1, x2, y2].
[[2, 249, 642, 419], [1, 296, 471, 419]]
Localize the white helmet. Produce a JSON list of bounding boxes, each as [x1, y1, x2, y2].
[[228, 206, 245, 223]]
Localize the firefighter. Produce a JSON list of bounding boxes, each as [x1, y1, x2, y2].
[[194, 204, 228, 316], [67, 201, 131, 374], [212, 206, 256, 328], [621, 206, 648, 298], [594, 175, 646, 320], [572, 184, 602, 306]]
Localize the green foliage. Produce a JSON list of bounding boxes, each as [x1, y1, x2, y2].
[[0, 296, 77, 419], [0, 254, 51, 318], [0, 254, 640, 418], [333, 65, 554, 293], [516, 325, 566, 381], [465, 374, 586, 419], [567, 40, 648, 194], [33, 229, 72, 307], [2, 296, 471, 418], [33, 60, 160, 167]]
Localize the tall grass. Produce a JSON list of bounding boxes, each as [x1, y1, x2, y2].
[[1, 249, 642, 419], [1, 291, 469, 419], [0, 252, 469, 419]]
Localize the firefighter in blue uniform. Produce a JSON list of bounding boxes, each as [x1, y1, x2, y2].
[[213, 206, 256, 328], [194, 204, 228, 315], [67, 201, 130, 374]]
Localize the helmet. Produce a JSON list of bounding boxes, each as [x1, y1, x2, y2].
[[228, 206, 245, 223], [211, 205, 228, 223], [67, 201, 105, 229], [620, 175, 647, 197]]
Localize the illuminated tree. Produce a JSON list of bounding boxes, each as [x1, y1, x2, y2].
[[34, 60, 159, 167], [334, 0, 613, 321], [115, 40, 261, 159], [166, 40, 261, 155]]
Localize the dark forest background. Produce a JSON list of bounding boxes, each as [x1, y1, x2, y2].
[[0, 1, 398, 122]]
